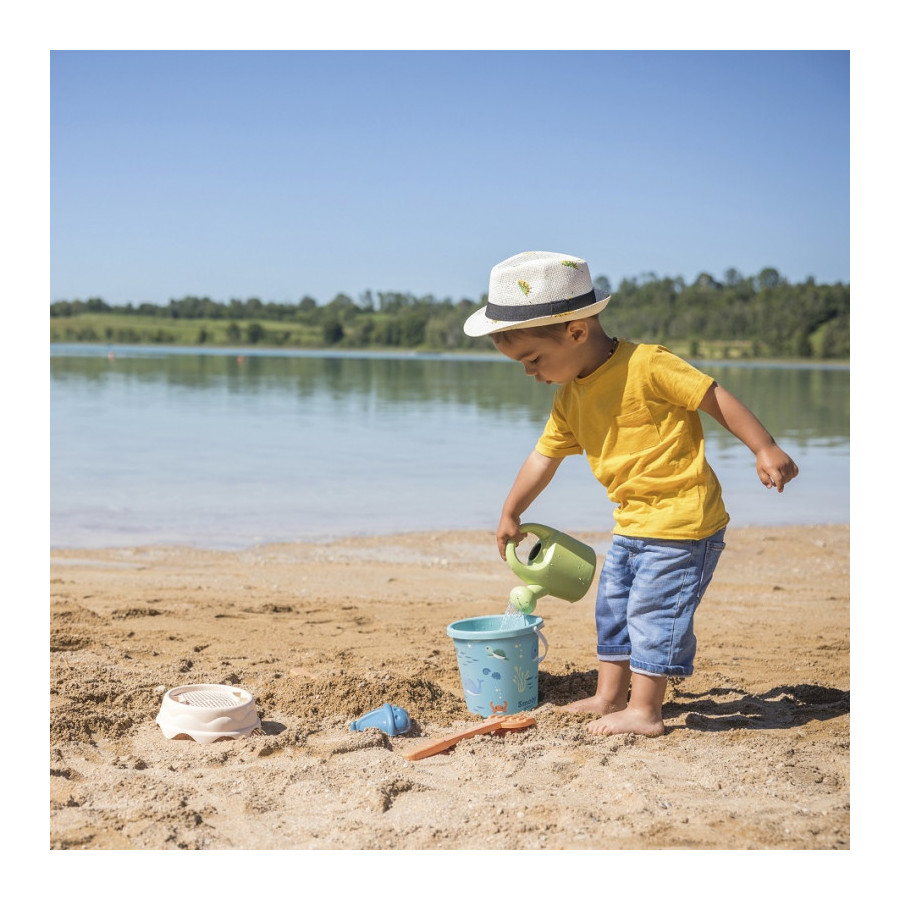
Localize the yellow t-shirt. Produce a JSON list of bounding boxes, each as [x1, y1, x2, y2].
[[535, 341, 730, 539]]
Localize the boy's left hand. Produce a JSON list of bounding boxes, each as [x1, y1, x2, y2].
[[756, 445, 799, 493]]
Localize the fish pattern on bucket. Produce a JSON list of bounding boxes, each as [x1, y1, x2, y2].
[[452, 635, 539, 717]]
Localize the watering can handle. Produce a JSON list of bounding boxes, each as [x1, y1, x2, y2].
[[519, 522, 554, 542], [505, 522, 554, 568]]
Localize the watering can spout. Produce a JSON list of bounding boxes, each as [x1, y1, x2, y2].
[[505, 523, 597, 611], [508, 584, 545, 615]]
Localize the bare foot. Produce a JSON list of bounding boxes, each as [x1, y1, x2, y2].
[[561, 696, 620, 716], [585, 706, 665, 737]]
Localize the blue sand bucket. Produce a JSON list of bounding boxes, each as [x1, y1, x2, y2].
[[447, 615, 549, 717]]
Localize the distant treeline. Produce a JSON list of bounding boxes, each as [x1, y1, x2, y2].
[[50, 266, 849, 360]]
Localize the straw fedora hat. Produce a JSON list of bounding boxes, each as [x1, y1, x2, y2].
[[464, 250, 611, 337]]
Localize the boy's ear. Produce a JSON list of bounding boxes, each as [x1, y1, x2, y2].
[[565, 319, 590, 342]]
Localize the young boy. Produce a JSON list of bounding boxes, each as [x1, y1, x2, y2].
[[464, 250, 799, 737]]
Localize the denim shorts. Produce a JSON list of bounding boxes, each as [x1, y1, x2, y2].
[[595, 529, 726, 677]]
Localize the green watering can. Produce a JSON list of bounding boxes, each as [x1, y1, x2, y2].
[[505, 523, 597, 615]]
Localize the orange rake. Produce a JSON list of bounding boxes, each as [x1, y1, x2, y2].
[[401, 713, 536, 761]]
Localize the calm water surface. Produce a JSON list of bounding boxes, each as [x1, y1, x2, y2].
[[50, 345, 849, 549]]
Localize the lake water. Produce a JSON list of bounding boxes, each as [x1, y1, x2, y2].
[[50, 345, 849, 550]]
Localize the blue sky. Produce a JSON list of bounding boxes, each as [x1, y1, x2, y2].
[[50, 49, 849, 307]]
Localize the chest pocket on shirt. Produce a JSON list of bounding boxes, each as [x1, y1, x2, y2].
[[613, 406, 660, 454]]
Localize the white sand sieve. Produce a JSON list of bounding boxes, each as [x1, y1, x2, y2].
[[156, 683, 261, 744]]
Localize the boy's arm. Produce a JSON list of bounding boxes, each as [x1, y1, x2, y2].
[[497, 450, 564, 559], [698, 382, 799, 493]]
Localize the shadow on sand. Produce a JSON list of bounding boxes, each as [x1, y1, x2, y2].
[[539, 670, 849, 732]]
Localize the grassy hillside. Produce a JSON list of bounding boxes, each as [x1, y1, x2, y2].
[[50, 313, 323, 348]]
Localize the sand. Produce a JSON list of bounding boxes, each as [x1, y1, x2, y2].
[[49, 524, 849, 852]]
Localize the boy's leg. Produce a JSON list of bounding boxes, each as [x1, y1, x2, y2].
[[563, 659, 630, 715], [563, 535, 634, 715], [589, 529, 726, 737], [586, 672, 667, 736]]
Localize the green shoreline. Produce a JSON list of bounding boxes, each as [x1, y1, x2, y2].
[[50, 334, 850, 368], [50, 268, 850, 362]]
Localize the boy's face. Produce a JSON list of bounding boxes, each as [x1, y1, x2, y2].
[[493, 328, 585, 385]]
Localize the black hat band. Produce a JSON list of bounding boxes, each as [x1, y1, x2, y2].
[[485, 288, 600, 322]]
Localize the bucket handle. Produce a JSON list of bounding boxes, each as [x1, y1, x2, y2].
[[535, 627, 549, 663]]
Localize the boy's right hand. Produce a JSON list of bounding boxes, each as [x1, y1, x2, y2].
[[494, 451, 563, 559], [496, 514, 525, 561]]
